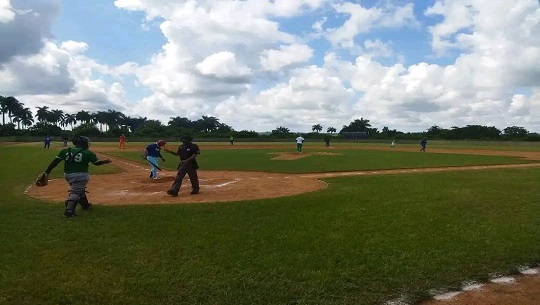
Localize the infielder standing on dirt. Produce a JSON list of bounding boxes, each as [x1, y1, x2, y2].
[[420, 137, 427, 152], [296, 135, 305, 153], [144, 140, 166, 179], [165, 135, 200, 196], [41, 136, 111, 217]]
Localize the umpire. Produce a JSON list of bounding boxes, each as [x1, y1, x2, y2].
[[165, 135, 200, 196]]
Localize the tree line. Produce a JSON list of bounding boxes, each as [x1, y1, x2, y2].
[[1, 95, 539, 141]]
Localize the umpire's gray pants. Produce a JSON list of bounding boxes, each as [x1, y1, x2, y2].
[[65, 172, 90, 202]]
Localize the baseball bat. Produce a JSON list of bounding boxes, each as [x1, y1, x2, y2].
[[141, 154, 162, 171]]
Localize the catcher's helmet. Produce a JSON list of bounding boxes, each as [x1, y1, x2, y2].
[[72, 136, 91, 149], [157, 139, 167, 146]]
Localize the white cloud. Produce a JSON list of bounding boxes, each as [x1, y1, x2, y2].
[[0, 40, 130, 114], [326, 2, 417, 48], [4, 0, 540, 133], [196, 51, 252, 79], [0, 0, 14, 23], [215, 65, 356, 131], [260, 44, 314, 71]]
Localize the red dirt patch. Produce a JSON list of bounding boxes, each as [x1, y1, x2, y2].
[[422, 273, 540, 305], [26, 156, 327, 205]]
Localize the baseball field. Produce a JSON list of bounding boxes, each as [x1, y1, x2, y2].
[[2, 141, 540, 305]]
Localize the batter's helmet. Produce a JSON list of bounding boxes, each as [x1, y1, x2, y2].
[[157, 139, 167, 146], [72, 136, 91, 149]]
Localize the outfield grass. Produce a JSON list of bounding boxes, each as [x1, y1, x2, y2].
[[108, 148, 533, 173], [1, 145, 540, 305]]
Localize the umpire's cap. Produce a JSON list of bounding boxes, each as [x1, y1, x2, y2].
[[180, 135, 193, 142]]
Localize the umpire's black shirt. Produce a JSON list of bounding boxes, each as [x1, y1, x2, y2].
[[177, 142, 200, 170]]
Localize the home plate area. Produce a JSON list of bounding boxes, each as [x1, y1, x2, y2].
[[26, 168, 326, 205]]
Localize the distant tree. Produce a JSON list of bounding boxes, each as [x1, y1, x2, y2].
[[312, 124, 323, 133], [0, 96, 7, 125], [13, 107, 33, 129], [5, 96, 22, 124], [168, 116, 192, 129], [36, 106, 51, 123], [327, 127, 337, 134], [134, 120, 167, 137], [63, 114, 77, 130], [503, 126, 528, 138], [93, 111, 109, 131], [76, 110, 93, 124], [197, 115, 220, 132], [427, 125, 443, 136], [271, 126, 291, 135], [215, 122, 234, 133], [49, 109, 64, 126], [124, 116, 147, 133], [339, 117, 372, 133]]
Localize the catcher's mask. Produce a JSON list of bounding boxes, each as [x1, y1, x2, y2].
[[72, 136, 91, 149]]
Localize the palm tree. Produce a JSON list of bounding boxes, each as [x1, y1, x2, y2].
[[93, 111, 108, 131], [105, 109, 125, 130], [76, 110, 93, 125], [64, 114, 77, 130], [12, 107, 33, 129], [49, 109, 65, 126], [312, 124, 323, 133], [4, 96, 22, 124], [197, 115, 220, 132], [18, 108, 34, 129], [36, 106, 50, 122], [327, 127, 337, 134], [124, 116, 147, 133], [271, 126, 291, 135], [168, 116, 192, 128], [0, 96, 8, 125]]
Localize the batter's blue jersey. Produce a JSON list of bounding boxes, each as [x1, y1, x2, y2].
[[146, 143, 162, 157]]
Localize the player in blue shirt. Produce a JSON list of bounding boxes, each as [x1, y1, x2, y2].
[[420, 137, 427, 152], [144, 140, 166, 179], [44, 135, 51, 149]]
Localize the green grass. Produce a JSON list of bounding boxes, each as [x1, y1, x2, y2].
[[1, 145, 540, 305], [108, 148, 533, 173]]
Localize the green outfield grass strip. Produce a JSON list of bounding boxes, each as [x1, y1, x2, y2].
[[107, 148, 536, 174]]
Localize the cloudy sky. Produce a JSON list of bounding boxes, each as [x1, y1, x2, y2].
[[0, 0, 539, 132]]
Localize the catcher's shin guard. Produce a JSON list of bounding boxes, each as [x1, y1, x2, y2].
[[78, 195, 92, 210], [64, 200, 78, 217]]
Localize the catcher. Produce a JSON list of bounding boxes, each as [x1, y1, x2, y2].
[[36, 136, 112, 217]]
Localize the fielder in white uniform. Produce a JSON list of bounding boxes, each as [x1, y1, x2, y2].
[[296, 136, 305, 153]]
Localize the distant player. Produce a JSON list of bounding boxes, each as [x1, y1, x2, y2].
[[296, 135, 305, 153], [62, 136, 68, 147], [41, 136, 112, 217], [420, 137, 427, 152], [230, 135, 234, 146], [324, 137, 330, 147], [119, 134, 126, 149], [391, 139, 396, 148], [144, 140, 166, 179], [44, 135, 51, 149]]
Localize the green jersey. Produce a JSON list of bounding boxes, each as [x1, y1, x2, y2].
[[55, 146, 99, 174]]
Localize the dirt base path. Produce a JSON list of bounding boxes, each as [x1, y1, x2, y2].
[[422, 272, 540, 305]]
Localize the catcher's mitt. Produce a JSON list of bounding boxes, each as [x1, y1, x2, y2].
[[35, 172, 48, 187]]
